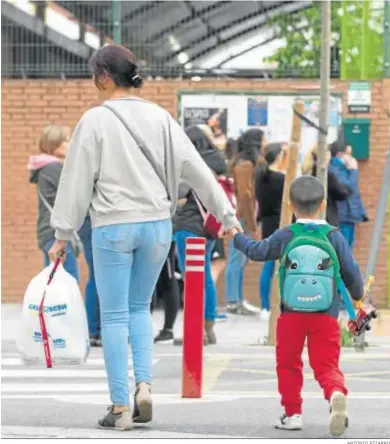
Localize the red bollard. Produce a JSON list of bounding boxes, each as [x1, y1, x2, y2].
[[181, 237, 206, 398]]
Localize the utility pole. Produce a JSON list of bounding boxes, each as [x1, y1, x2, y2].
[[113, 0, 122, 44], [317, 0, 331, 218]]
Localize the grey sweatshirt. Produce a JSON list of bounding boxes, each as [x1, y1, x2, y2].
[[51, 97, 239, 240]]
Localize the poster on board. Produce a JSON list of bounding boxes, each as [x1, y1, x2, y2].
[[179, 92, 342, 170], [183, 107, 228, 135], [247, 97, 268, 126]]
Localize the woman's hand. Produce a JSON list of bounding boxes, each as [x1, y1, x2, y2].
[[220, 224, 243, 240], [48, 240, 67, 262]]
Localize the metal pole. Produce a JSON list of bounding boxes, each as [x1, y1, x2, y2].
[[113, 0, 122, 44], [317, 0, 331, 218], [355, 150, 390, 351], [385, 0, 390, 78]]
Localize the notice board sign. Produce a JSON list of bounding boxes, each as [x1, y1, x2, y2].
[[348, 82, 371, 113]]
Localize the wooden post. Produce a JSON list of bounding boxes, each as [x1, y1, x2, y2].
[[267, 101, 304, 346]]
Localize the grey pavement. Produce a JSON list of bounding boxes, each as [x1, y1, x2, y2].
[[2, 303, 390, 439]]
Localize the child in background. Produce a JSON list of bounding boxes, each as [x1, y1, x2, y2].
[[229, 176, 364, 436]]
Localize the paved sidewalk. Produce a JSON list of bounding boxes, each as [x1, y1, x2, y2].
[[2, 304, 390, 439]]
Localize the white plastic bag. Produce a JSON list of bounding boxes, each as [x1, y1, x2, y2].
[[17, 263, 90, 366]]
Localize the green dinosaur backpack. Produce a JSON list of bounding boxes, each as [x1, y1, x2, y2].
[[278, 223, 342, 312]]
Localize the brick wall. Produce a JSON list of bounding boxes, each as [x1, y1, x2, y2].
[[1, 78, 389, 306]]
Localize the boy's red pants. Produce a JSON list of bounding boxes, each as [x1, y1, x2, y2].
[[276, 313, 347, 416]]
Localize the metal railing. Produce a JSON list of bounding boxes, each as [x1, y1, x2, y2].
[[1, 0, 385, 80]]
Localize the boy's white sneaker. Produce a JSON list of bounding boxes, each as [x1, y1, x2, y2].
[[329, 391, 348, 436], [275, 413, 302, 430]]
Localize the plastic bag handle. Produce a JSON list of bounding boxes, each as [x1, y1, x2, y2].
[[39, 254, 64, 369]]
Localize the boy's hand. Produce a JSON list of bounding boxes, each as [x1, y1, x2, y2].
[[250, 230, 261, 241], [220, 224, 243, 240]]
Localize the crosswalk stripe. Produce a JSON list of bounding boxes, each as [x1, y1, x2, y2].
[[2, 383, 114, 393], [1, 358, 158, 368], [1, 369, 109, 378], [1, 425, 246, 438]]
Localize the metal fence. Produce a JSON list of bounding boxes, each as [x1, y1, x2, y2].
[[1, 0, 387, 80]]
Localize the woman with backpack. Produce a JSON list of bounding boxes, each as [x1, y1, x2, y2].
[[255, 142, 286, 320], [173, 124, 229, 345], [48, 44, 240, 430]]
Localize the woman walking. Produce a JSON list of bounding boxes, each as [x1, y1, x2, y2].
[[49, 44, 240, 431]]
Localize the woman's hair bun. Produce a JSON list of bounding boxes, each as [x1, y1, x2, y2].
[[131, 74, 143, 89]]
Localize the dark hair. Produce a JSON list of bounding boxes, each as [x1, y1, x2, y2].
[[256, 142, 283, 182], [329, 140, 346, 158], [234, 128, 264, 166], [290, 176, 325, 215], [89, 44, 143, 90]]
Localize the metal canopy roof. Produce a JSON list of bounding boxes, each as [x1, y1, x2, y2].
[[56, 1, 312, 69]]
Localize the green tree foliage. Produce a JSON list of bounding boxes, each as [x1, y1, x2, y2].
[[340, 0, 384, 80], [266, 0, 384, 80], [265, 1, 342, 78]]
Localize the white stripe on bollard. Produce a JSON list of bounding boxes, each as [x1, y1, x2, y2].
[[186, 244, 206, 250], [185, 265, 205, 272], [185, 255, 206, 261]]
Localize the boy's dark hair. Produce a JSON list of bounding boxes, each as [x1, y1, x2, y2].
[[290, 176, 325, 215]]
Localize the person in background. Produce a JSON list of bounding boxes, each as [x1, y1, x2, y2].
[[48, 44, 240, 431], [28, 125, 101, 346], [28, 125, 79, 281], [225, 128, 264, 315], [329, 141, 369, 247], [78, 216, 101, 346], [153, 242, 181, 343], [345, 145, 353, 157], [207, 109, 227, 152], [255, 142, 286, 321], [301, 144, 350, 227], [173, 124, 228, 344], [205, 120, 229, 320]]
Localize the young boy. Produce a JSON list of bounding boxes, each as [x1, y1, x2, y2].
[[230, 175, 364, 437]]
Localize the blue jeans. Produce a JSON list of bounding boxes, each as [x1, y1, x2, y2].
[[225, 239, 248, 304], [92, 220, 172, 405], [174, 230, 217, 322], [78, 218, 100, 338], [340, 223, 355, 248], [259, 261, 275, 311], [42, 238, 79, 282]]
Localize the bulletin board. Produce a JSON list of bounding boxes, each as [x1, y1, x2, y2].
[[177, 91, 343, 167]]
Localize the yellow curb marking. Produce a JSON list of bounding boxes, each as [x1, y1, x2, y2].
[[202, 355, 231, 394]]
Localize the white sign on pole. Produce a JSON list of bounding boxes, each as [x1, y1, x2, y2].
[[348, 82, 371, 113]]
